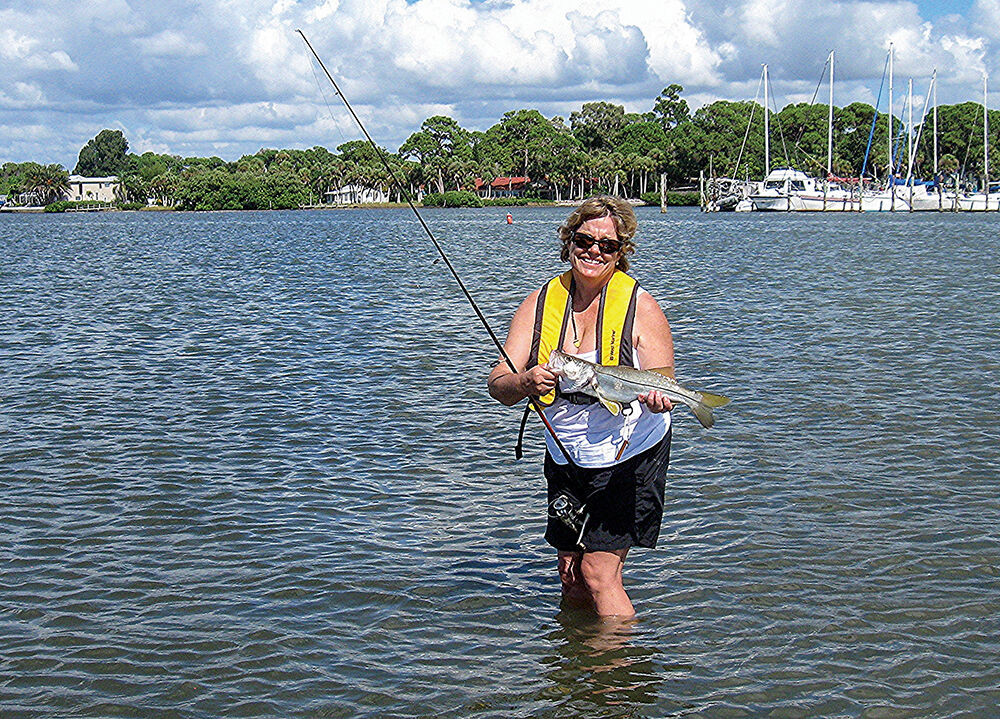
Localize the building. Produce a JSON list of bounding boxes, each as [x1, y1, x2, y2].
[[66, 175, 120, 203], [475, 176, 530, 198], [322, 184, 389, 204]]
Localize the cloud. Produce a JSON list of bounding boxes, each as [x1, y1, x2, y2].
[[0, 82, 48, 110], [1, 0, 999, 167], [0, 29, 79, 71], [137, 30, 209, 58]]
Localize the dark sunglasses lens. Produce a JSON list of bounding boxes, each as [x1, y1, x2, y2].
[[573, 232, 620, 254], [599, 240, 621, 254]]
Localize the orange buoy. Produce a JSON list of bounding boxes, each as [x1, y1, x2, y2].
[[506, 212, 513, 224]]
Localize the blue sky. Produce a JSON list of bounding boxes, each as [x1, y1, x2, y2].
[[2, 0, 1000, 169], [915, 0, 973, 19]]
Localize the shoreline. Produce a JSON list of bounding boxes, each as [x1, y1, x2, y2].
[[0, 202, 619, 214]]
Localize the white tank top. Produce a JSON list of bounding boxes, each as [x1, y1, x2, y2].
[[542, 350, 670, 468]]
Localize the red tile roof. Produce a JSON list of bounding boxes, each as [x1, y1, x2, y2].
[[475, 176, 530, 190]]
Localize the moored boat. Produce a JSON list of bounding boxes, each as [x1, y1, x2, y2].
[[748, 168, 858, 211]]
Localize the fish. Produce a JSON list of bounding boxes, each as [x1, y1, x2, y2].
[[547, 349, 730, 428]]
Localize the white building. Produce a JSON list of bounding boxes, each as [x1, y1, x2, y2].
[[322, 184, 389, 205], [66, 175, 120, 203]]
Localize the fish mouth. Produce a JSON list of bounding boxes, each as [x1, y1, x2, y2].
[[547, 350, 567, 373]]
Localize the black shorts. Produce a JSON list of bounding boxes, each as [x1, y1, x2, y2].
[[544, 431, 671, 553]]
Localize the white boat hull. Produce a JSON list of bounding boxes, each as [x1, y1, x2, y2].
[[747, 169, 860, 211], [957, 193, 1000, 211], [748, 192, 859, 211], [861, 191, 909, 212]]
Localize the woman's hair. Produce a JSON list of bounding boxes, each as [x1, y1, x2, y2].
[[557, 195, 638, 271]]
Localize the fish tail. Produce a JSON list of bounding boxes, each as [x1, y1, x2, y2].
[[690, 402, 715, 429], [700, 391, 731, 408]]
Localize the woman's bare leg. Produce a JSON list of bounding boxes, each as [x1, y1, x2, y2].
[[558, 549, 633, 617]]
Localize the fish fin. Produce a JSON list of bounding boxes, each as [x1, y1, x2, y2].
[[699, 391, 731, 408], [594, 388, 622, 416], [647, 366, 675, 379], [599, 398, 623, 416], [690, 403, 715, 429]]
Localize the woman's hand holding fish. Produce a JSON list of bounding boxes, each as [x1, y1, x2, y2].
[[638, 390, 673, 414], [522, 365, 558, 397]]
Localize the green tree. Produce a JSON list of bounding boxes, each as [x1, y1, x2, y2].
[[652, 84, 690, 130], [923, 102, 1000, 178], [116, 173, 149, 204], [691, 100, 766, 178], [175, 169, 249, 210], [570, 102, 627, 152], [614, 121, 669, 157], [484, 109, 580, 182], [836, 101, 884, 178], [773, 102, 830, 173], [75, 129, 130, 176], [25, 163, 70, 204], [400, 116, 472, 162], [399, 116, 474, 193], [149, 172, 180, 206]]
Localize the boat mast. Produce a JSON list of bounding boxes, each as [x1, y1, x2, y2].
[[764, 64, 770, 178], [827, 50, 834, 209], [933, 69, 941, 210], [985, 72, 990, 211], [908, 78, 914, 211], [887, 43, 896, 210]]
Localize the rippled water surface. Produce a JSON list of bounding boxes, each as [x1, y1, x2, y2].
[[2, 207, 998, 718]]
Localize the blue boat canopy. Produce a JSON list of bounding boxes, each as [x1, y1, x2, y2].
[[891, 177, 938, 187]]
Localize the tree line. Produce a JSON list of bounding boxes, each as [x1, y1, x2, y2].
[[3, 85, 999, 210]]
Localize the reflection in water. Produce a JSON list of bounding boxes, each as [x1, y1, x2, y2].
[[536, 611, 671, 716]]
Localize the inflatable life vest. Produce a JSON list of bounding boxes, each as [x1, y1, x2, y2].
[[527, 270, 640, 406]]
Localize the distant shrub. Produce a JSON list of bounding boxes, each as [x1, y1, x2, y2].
[[483, 197, 532, 206], [117, 202, 144, 211], [421, 191, 483, 207], [640, 191, 700, 206], [44, 201, 72, 212]]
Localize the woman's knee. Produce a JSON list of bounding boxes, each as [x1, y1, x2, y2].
[[578, 552, 625, 592]]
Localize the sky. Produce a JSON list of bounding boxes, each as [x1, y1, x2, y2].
[[0, 0, 997, 169]]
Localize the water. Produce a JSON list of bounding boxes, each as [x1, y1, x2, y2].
[[1, 207, 998, 718]]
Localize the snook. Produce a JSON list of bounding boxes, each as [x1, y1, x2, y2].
[[548, 349, 730, 428]]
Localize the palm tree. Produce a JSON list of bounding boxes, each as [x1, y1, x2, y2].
[[149, 172, 179, 206], [446, 157, 477, 191], [25, 164, 70, 205], [116, 173, 148, 204]]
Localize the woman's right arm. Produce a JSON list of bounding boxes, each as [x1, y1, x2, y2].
[[487, 290, 559, 406]]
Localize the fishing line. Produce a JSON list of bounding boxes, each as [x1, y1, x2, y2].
[[306, 53, 354, 152], [296, 29, 576, 465]]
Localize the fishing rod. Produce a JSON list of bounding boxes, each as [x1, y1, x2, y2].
[[296, 29, 575, 464]]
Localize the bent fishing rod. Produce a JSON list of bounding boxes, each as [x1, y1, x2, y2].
[[297, 30, 574, 464]]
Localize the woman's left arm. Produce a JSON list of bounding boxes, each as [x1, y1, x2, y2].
[[633, 291, 675, 412]]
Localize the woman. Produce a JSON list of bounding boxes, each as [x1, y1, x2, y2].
[[488, 196, 675, 617]]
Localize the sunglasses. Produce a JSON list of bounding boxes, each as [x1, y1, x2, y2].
[[572, 231, 622, 255]]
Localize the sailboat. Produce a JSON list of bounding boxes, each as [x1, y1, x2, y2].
[[958, 73, 1000, 211], [748, 53, 858, 211], [702, 68, 765, 212], [900, 71, 960, 211], [860, 45, 911, 211]]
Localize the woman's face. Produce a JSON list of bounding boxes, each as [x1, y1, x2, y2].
[[569, 215, 621, 283]]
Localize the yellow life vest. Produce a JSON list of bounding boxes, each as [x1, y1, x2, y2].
[[527, 270, 640, 406]]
